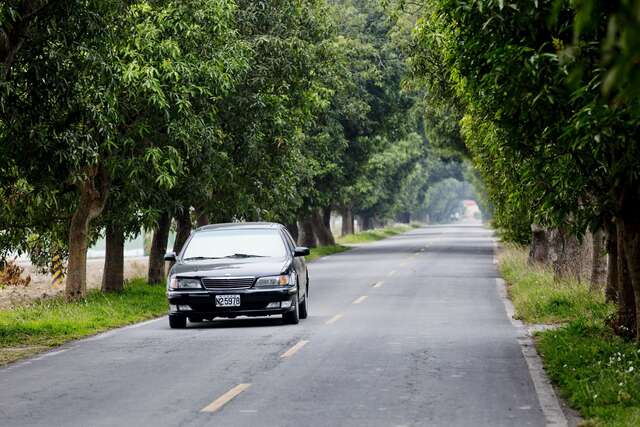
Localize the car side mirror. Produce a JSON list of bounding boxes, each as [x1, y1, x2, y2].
[[164, 251, 177, 262], [294, 246, 310, 257]]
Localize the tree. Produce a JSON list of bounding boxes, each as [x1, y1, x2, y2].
[[411, 0, 640, 339], [0, 0, 247, 297]]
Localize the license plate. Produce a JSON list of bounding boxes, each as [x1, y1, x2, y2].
[[215, 295, 241, 307]]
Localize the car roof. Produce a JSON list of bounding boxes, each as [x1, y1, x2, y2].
[[195, 222, 284, 232]]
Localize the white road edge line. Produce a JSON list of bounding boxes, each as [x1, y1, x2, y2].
[[83, 317, 165, 342], [280, 340, 309, 358], [201, 383, 251, 413], [496, 278, 568, 427], [31, 349, 67, 361], [352, 295, 368, 305], [2, 317, 168, 372], [326, 314, 344, 325]]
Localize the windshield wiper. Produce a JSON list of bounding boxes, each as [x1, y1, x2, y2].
[[224, 253, 266, 258], [183, 256, 222, 261]]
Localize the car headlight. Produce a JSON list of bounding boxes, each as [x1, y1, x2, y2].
[[255, 273, 296, 288], [169, 277, 202, 290]]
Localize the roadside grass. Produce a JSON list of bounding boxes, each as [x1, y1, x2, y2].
[[538, 322, 640, 426], [337, 224, 413, 245], [499, 244, 640, 427], [0, 279, 167, 366], [306, 245, 350, 262], [499, 244, 610, 324], [306, 223, 417, 260]]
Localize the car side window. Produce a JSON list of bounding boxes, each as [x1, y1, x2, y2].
[[281, 229, 296, 252]]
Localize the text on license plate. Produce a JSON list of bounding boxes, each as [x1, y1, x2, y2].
[[215, 295, 241, 307]]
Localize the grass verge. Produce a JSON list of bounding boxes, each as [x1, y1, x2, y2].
[[499, 244, 610, 324], [0, 279, 167, 366], [337, 224, 414, 245], [306, 244, 350, 262], [499, 244, 640, 426]]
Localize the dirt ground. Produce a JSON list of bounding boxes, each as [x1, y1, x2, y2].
[[0, 257, 149, 310]]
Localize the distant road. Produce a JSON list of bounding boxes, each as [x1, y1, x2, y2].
[[0, 225, 548, 426]]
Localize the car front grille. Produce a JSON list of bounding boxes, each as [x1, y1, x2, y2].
[[201, 277, 255, 290]]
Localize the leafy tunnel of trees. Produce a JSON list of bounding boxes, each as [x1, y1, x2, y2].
[[0, 0, 474, 299]]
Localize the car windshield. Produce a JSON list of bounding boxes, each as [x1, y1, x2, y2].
[[182, 228, 287, 260]]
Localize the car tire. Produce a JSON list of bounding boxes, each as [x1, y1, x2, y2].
[[169, 315, 187, 329], [283, 297, 300, 325], [299, 287, 308, 320]]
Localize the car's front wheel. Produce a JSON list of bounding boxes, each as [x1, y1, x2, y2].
[[299, 287, 308, 319], [169, 315, 187, 329], [283, 297, 299, 325]]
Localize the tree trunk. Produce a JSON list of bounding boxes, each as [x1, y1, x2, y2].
[[102, 223, 125, 293], [66, 165, 109, 300], [148, 212, 171, 284], [605, 221, 618, 303], [285, 222, 299, 242], [590, 228, 607, 291], [195, 208, 209, 227], [341, 206, 354, 236], [528, 224, 549, 265], [298, 215, 317, 248], [549, 228, 588, 282], [620, 191, 640, 340], [398, 212, 411, 224], [311, 209, 335, 246], [361, 215, 372, 231], [615, 218, 637, 339], [322, 207, 332, 229], [623, 224, 640, 341], [173, 209, 192, 255]]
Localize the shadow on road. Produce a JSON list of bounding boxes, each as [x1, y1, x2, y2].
[[185, 316, 286, 329]]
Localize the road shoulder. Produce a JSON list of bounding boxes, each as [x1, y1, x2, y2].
[[496, 277, 580, 427]]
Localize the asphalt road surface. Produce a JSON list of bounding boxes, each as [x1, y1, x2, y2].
[[0, 224, 547, 427]]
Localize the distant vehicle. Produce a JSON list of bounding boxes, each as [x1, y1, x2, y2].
[[164, 222, 310, 328]]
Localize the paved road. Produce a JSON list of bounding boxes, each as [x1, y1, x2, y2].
[[0, 224, 546, 427]]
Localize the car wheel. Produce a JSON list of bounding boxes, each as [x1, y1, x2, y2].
[[169, 315, 187, 329], [283, 297, 299, 325], [299, 287, 308, 320]]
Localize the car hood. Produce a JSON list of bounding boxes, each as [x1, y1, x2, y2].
[[169, 256, 290, 278]]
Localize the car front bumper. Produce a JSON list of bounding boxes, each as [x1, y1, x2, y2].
[[167, 287, 297, 318]]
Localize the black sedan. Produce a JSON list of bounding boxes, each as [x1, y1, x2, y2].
[[164, 222, 310, 328]]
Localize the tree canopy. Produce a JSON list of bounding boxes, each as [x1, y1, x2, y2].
[[409, 0, 640, 339]]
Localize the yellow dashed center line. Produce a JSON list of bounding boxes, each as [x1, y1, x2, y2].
[[352, 295, 368, 305], [325, 314, 344, 325], [201, 383, 251, 413], [280, 340, 309, 358]]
